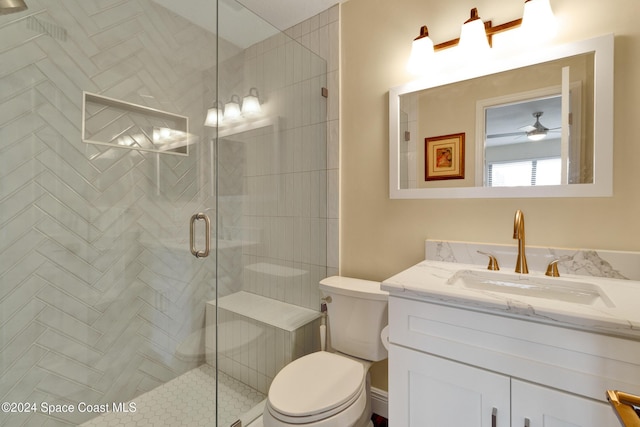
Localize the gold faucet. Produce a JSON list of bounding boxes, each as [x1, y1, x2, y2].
[[513, 209, 528, 274]]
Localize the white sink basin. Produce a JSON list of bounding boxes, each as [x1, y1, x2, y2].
[[447, 270, 615, 307]]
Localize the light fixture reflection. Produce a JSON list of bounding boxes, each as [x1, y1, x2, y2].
[[223, 95, 242, 122], [527, 130, 547, 141], [526, 112, 549, 141], [407, 26, 434, 75], [153, 127, 189, 147], [458, 8, 490, 56], [204, 101, 223, 127], [242, 88, 262, 117]]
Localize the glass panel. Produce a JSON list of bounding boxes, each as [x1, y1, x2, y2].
[[0, 1, 217, 426], [215, 2, 328, 425]]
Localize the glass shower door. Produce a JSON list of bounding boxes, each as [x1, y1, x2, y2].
[[0, 0, 218, 425]]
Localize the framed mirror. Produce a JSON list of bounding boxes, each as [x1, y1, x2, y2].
[[389, 34, 613, 199]]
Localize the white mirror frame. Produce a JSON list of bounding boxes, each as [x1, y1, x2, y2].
[[389, 33, 614, 199]]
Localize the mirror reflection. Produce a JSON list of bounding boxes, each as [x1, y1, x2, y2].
[[485, 97, 563, 187], [398, 52, 594, 190]]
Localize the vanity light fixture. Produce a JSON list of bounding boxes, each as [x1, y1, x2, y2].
[[223, 95, 242, 122], [521, 0, 558, 41], [407, 26, 435, 74], [241, 87, 262, 117], [204, 101, 223, 127], [458, 8, 491, 55], [408, 0, 556, 70]]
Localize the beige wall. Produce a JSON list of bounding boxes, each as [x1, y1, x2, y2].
[[340, 0, 640, 391], [341, 0, 640, 279]]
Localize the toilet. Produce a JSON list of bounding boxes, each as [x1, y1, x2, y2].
[[263, 276, 388, 427]]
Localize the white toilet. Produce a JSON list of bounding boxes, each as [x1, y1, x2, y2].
[[263, 276, 388, 427]]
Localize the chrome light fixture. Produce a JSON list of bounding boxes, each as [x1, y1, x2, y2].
[[0, 0, 27, 15], [204, 101, 223, 127], [241, 88, 262, 117], [223, 95, 242, 123]]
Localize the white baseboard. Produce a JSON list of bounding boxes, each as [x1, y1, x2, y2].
[[371, 387, 388, 419]]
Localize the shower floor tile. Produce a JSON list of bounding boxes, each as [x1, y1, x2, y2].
[[81, 365, 265, 427]]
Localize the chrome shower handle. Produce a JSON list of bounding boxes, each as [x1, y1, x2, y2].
[[189, 213, 211, 258]]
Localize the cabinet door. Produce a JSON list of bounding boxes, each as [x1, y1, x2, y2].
[[389, 344, 510, 427], [512, 380, 620, 427]]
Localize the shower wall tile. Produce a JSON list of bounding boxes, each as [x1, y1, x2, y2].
[[217, 5, 340, 312], [0, 1, 218, 425]]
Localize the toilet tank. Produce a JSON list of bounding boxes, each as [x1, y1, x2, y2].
[[319, 276, 388, 361]]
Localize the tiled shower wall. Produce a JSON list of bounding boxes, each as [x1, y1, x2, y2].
[[216, 6, 339, 311], [0, 1, 222, 425], [289, 5, 340, 280]]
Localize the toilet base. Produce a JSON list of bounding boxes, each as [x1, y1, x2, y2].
[[263, 388, 371, 427], [250, 415, 373, 427]]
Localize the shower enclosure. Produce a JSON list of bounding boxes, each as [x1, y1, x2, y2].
[[0, 0, 329, 425]]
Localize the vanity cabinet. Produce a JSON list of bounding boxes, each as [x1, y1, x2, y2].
[[511, 380, 614, 427], [387, 296, 636, 427], [391, 345, 510, 426]]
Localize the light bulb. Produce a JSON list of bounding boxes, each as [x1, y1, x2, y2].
[[458, 8, 490, 57], [223, 95, 241, 122], [407, 26, 435, 75], [242, 88, 262, 117], [521, 0, 558, 42], [204, 106, 223, 127]]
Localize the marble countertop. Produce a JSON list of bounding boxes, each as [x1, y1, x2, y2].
[[382, 260, 640, 340]]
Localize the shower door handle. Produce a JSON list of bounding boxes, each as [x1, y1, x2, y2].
[[189, 213, 211, 258]]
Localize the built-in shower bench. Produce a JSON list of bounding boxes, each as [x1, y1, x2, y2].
[[205, 291, 322, 394]]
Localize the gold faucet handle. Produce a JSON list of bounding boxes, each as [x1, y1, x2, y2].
[[545, 259, 561, 277], [477, 251, 500, 271]]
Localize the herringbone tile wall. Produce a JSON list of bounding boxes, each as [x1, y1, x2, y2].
[[0, 1, 224, 425]]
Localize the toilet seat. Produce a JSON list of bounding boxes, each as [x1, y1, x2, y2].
[[266, 352, 366, 424]]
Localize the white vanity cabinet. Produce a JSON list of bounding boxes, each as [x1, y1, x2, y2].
[[511, 380, 614, 427], [387, 296, 636, 427], [391, 345, 510, 426]]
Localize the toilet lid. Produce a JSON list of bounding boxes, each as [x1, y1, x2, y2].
[[268, 352, 365, 421]]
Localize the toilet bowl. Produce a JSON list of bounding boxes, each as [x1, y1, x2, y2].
[[263, 352, 371, 427], [262, 276, 388, 427]]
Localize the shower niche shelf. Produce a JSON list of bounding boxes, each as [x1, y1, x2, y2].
[[82, 92, 193, 156]]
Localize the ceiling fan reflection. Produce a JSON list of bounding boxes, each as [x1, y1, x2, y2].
[[488, 111, 561, 141]]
